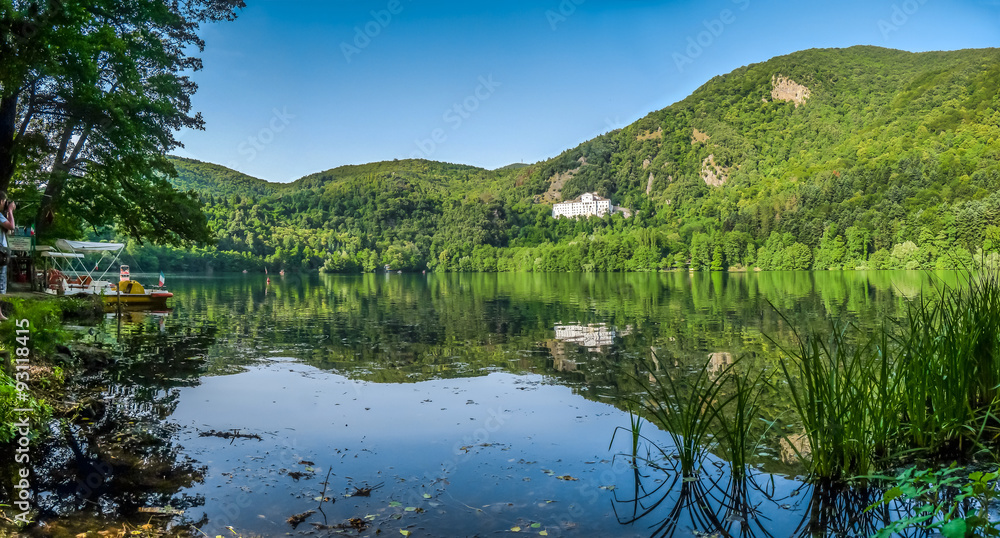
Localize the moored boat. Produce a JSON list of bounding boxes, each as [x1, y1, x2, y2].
[[103, 279, 173, 308]]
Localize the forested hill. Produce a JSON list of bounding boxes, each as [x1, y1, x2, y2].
[[170, 156, 280, 199], [148, 46, 1000, 273]]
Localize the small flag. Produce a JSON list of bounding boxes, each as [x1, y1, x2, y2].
[[93, 262, 99, 271], [29, 225, 34, 236], [158, 272, 165, 287]]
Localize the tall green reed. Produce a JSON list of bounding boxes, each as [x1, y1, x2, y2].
[[775, 269, 1000, 482], [631, 350, 736, 476], [772, 318, 902, 481]]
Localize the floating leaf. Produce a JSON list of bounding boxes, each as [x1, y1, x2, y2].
[[511, 527, 521, 532], [313, 496, 324, 501], [555, 475, 578, 481], [531, 523, 541, 528], [400, 531, 411, 537], [404, 506, 417, 512], [539, 532, 548, 536], [365, 515, 377, 520], [389, 501, 402, 507], [423, 493, 432, 499]]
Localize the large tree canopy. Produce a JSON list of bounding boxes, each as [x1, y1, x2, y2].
[[0, 0, 244, 245]]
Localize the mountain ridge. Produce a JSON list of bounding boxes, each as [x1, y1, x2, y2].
[[152, 45, 1000, 274]]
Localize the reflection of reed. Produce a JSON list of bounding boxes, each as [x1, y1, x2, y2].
[[612, 458, 894, 537], [611, 461, 781, 538], [792, 483, 890, 538]]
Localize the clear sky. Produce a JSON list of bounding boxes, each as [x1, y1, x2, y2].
[[171, 0, 1000, 183]]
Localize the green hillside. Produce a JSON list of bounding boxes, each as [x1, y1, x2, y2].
[[169, 156, 281, 199], [143, 46, 1000, 273]]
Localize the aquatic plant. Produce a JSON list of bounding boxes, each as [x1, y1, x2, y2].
[[867, 465, 1000, 538], [629, 351, 737, 477], [775, 268, 1000, 481], [714, 362, 771, 479], [772, 318, 902, 481]]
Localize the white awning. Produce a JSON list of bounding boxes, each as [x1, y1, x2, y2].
[[55, 239, 125, 253], [41, 251, 85, 259]]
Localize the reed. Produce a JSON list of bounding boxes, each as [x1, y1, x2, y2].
[[713, 361, 770, 479], [773, 318, 901, 481], [632, 350, 736, 476], [775, 268, 1000, 481]]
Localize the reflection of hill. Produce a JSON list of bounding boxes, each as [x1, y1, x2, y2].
[[139, 271, 954, 387], [88, 272, 959, 468]]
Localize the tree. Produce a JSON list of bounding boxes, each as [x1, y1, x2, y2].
[[0, 0, 245, 244]]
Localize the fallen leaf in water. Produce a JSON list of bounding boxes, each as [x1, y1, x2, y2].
[[539, 531, 548, 536], [389, 501, 402, 507], [511, 527, 521, 532], [400, 531, 411, 536], [531, 523, 541, 528], [555, 475, 578, 481], [423, 493, 432, 499]]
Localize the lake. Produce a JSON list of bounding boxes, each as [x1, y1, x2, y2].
[[19, 271, 959, 537]]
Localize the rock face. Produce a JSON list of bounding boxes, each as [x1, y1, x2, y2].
[[771, 75, 811, 107], [701, 154, 728, 186], [637, 126, 662, 141], [537, 156, 588, 203], [646, 172, 655, 195]]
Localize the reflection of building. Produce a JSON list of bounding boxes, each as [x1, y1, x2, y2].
[[553, 323, 631, 350], [554, 323, 614, 349], [707, 351, 734, 375]]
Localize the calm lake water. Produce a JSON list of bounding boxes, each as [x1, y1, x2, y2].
[[17, 271, 965, 537]]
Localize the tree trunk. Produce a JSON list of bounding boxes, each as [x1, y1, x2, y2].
[[34, 167, 68, 240], [0, 93, 19, 194]]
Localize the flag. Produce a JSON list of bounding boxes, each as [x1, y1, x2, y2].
[[29, 225, 34, 236], [158, 272, 165, 287], [93, 262, 99, 271]]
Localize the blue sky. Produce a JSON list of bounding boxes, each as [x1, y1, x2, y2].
[[172, 0, 1000, 183]]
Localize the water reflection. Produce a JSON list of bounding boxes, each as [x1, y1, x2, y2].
[[4, 271, 965, 535], [614, 461, 911, 537]]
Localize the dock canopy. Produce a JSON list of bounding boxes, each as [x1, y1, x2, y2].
[[55, 240, 125, 253]]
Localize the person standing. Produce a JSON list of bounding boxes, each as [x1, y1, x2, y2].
[[0, 192, 15, 321]]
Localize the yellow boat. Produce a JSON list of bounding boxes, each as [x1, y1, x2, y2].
[[103, 279, 173, 309]]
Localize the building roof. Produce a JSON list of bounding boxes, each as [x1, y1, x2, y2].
[[555, 192, 608, 205]]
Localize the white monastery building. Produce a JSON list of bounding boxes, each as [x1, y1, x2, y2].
[[552, 192, 613, 218]]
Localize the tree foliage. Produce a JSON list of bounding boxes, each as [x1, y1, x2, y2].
[[0, 0, 244, 245]]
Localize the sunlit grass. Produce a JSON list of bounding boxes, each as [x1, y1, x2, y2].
[[776, 268, 1000, 481]]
